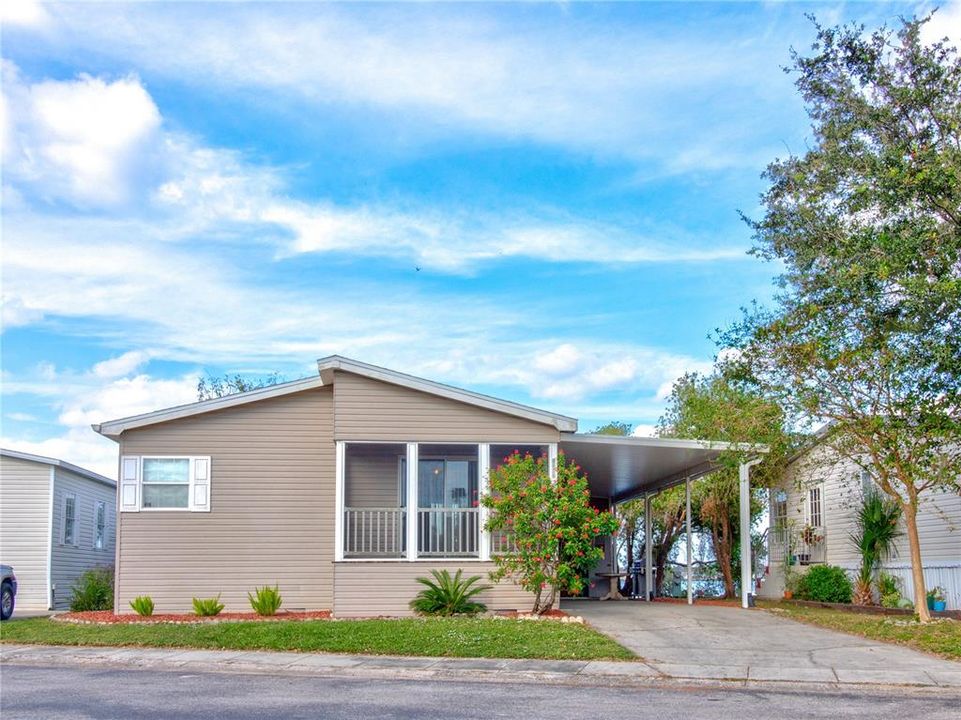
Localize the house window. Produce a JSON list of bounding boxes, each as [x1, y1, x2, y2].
[[772, 489, 788, 529], [806, 486, 823, 528], [416, 445, 480, 557], [342, 443, 408, 558], [62, 494, 77, 546], [94, 501, 107, 550], [860, 468, 875, 497], [142, 458, 190, 509]]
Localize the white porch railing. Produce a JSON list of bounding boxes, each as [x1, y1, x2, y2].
[[344, 507, 406, 558], [417, 508, 480, 557], [490, 530, 516, 555], [768, 525, 826, 566]]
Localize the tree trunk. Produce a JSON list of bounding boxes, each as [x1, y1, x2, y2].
[[901, 498, 931, 622], [712, 521, 736, 599], [654, 526, 681, 595]]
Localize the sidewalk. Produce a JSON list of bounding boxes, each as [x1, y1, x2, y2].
[[3, 643, 960, 690]]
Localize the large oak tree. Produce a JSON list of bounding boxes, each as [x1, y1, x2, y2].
[[723, 16, 961, 620]]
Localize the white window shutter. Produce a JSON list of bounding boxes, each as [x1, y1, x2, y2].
[[190, 456, 211, 512], [120, 456, 140, 512]]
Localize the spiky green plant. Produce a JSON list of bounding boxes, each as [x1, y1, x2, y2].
[[129, 595, 155, 617], [192, 594, 224, 617], [849, 487, 902, 605], [248, 585, 283, 616], [409, 570, 492, 616]]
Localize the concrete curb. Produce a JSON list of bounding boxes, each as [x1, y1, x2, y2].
[[3, 644, 960, 693]]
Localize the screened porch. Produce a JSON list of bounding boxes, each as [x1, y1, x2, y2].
[[338, 442, 546, 560]]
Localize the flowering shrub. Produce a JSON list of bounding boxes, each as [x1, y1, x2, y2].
[[483, 450, 618, 614]]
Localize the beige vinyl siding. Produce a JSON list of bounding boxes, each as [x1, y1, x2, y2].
[[333, 371, 560, 443], [344, 447, 404, 507], [50, 469, 116, 610], [116, 387, 334, 614], [334, 562, 534, 617], [780, 447, 961, 607], [0, 456, 52, 611], [784, 448, 961, 566]]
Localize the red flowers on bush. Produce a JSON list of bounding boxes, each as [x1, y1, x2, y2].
[[483, 450, 618, 614]]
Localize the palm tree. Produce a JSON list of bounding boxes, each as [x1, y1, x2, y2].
[[849, 486, 902, 605]]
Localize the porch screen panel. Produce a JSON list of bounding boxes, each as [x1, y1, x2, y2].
[[488, 445, 548, 554], [344, 443, 407, 558], [417, 444, 479, 557]]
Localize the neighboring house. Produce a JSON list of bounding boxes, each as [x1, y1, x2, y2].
[[759, 440, 961, 609], [93, 355, 753, 615], [0, 449, 117, 611]]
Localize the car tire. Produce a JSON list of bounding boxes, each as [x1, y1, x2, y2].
[[1, 582, 14, 621]]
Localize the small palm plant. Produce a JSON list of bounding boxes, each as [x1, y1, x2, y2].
[[192, 594, 225, 617], [409, 569, 492, 616], [248, 585, 283, 616], [849, 487, 902, 605], [129, 595, 155, 617]]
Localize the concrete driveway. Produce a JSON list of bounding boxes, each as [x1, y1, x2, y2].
[[562, 599, 961, 687]]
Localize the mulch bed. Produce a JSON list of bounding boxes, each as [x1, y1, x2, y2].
[[653, 597, 742, 607], [494, 608, 570, 619], [54, 610, 333, 625], [783, 599, 961, 620]]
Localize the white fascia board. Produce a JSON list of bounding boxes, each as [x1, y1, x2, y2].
[[0, 448, 116, 487], [92, 376, 327, 440], [317, 355, 578, 432], [560, 433, 769, 453]]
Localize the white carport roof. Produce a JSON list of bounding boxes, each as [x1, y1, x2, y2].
[[559, 433, 765, 503]]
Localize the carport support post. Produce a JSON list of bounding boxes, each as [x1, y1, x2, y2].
[[739, 458, 762, 609], [686, 476, 692, 606], [644, 492, 653, 601]]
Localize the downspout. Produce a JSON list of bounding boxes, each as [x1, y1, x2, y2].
[[739, 457, 763, 609], [47, 467, 55, 610]]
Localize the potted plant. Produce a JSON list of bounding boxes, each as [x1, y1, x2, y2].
[[929, 586, 947, 613], [801, 524, 824, 545]]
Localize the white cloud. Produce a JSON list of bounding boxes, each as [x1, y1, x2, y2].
[[2, 368, 199, 479], [533, 343, 583, 376], [92, 351, 152, 379], [0, 428, 118, 480], [631, 424, 658, 438], [1, 294, 44, 328], [1, 61, 752, 276], [0, 0, 49, 28], [1, 62, 162, 207], [921, 2, 961, 45], [11, 3, 806, 173], [5, 412, 37, 422]]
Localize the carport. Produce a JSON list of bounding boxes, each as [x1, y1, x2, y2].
[[558, 433, 766, 608]]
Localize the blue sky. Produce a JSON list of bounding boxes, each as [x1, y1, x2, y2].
[[2, 1, 957, 477]]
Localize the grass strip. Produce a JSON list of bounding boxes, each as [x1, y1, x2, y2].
[[1, 616, 634, 661], [759, 600, 961, 660]]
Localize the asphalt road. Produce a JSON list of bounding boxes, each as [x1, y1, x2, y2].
[[2, 665, 960, 719]]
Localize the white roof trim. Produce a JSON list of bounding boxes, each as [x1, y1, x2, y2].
[[317, 355, 578, 432], [93, 375, 328, 439], [0, 448, 116, 487], [560, 432, 769, 453]]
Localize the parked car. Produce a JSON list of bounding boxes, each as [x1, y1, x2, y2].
[[1, 565, 16, 620]]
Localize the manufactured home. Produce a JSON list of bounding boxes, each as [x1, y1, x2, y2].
[[759, 441, 961, 609], [94, 356, 763, 615], [0, 449, 116, 611]]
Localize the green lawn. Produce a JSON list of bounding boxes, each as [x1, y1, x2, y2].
[[758, 600, 961, 661], [0, 617, 633, 661]]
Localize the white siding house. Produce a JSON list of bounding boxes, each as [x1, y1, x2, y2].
[[0, 449, 116, 611], [759, 442, 961, 610]]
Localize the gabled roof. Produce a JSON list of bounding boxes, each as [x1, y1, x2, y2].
[[93, 375, 328, 439], [92, 355, 578, 440], [0, 448, 116, 487], [316, 356, 577, 432]]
